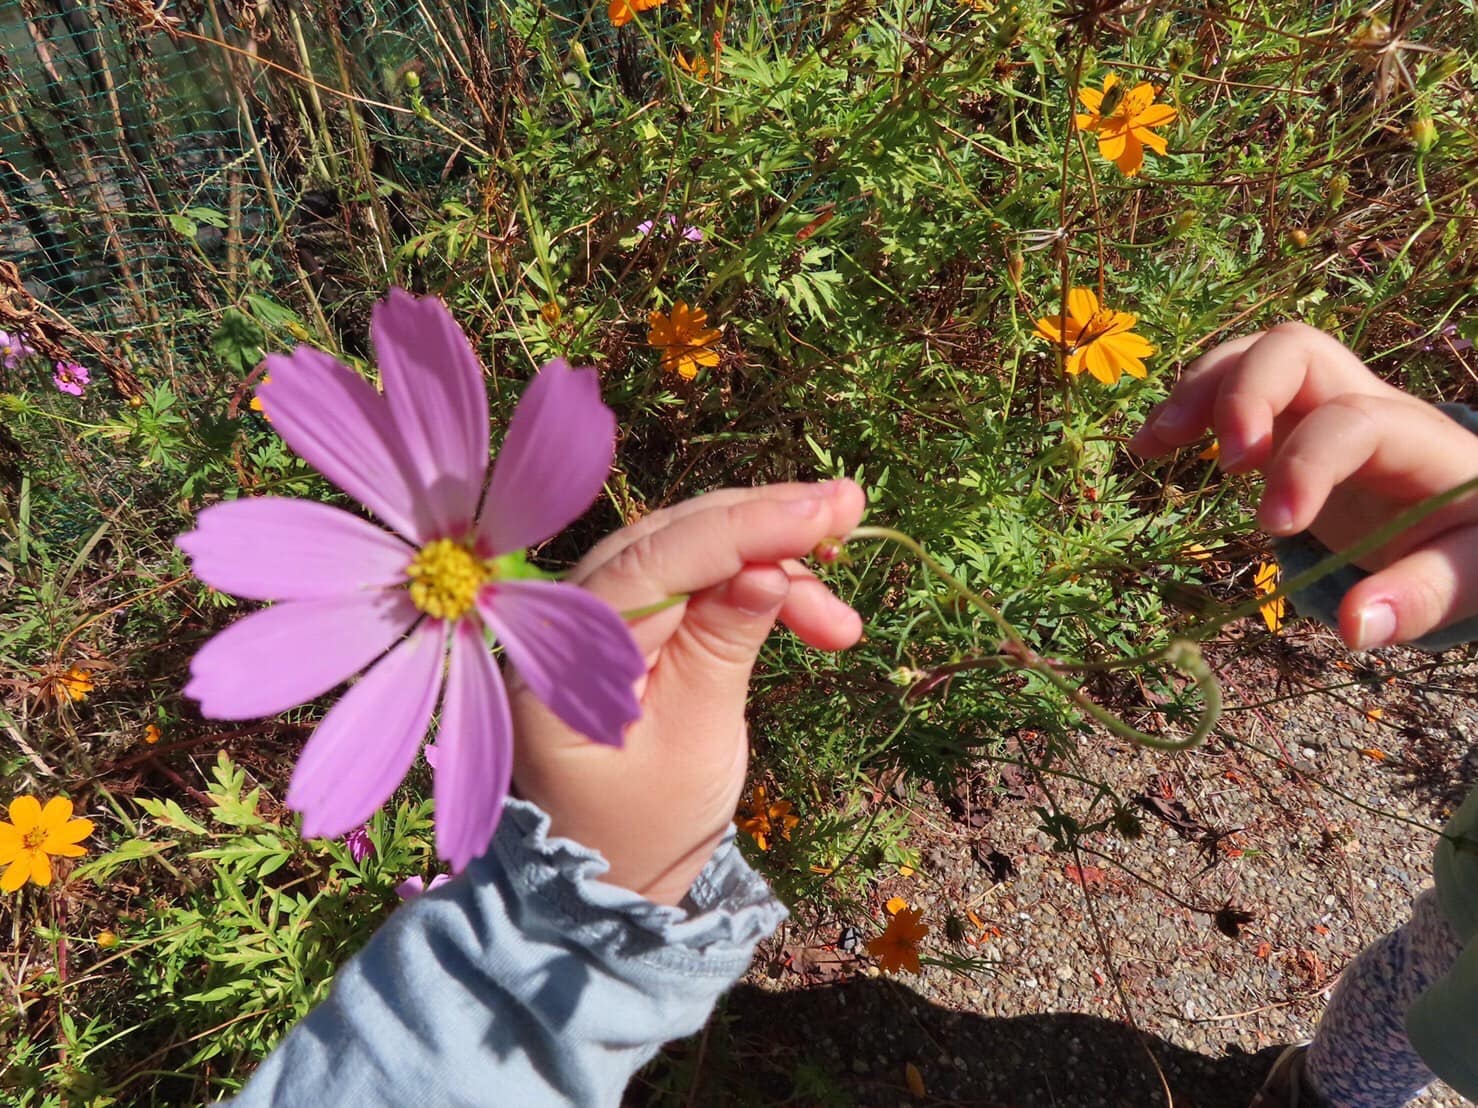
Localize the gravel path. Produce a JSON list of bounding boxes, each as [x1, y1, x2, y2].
[[634, 628, 1476, 1106]]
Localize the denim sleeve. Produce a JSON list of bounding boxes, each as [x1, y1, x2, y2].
[[1272, 402, 1478, 652], [227, 799, 785, 1108]]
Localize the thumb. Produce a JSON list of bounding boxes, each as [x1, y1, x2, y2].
[[1339, 523, 1478, 649], [663, 563, 793, 699]]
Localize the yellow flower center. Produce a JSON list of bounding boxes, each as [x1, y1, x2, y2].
[[1078, 309, 1120, 345], [22, 827, 47, 850], [406, 539, 492, 621]]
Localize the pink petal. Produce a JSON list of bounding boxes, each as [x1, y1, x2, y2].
[[476, 359, 615, 556], [258, 345, 434, 543], [184, 591, 418, 719], [371, 289, 490, 538], [433, 619, 514, 871], [477, 580, 643, 747], [176, 497, 414, 601], [395, 873, 451, 899], [287, 622, 447, 839]]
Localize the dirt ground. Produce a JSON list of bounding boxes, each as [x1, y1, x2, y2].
[[634, 624, 1477, 1107]]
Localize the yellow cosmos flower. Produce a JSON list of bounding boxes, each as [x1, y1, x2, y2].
[[1075, 76, 1177, 176], [0, 795, 93, 891], [1254, 561, 1285, 633], [648, 300, 722, 381], [1033, 288, 1154, 384], [50, 665, 94, 705], [609, 0, 663, 28], [250, 375, 272, 421], [735, 784, 799, 852], [867, 904, 930, 974]]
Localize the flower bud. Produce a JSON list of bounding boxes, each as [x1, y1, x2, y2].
[[127, 394, 144, 409], [812, 536, 847, 564], [1171, 209, 1196, 235], [1287, 227, 1309, 248], [1167, 41, 1193, 74], [540, 300, 561, 325], [403, 69, 420, 90], [97, 930, 119, 948], [1005, 251, 1024, 288], [1409, 116, 1437, 153], [1328, 172, 1349, 210]]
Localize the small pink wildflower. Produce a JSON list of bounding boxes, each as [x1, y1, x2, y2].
[[1, 330, 36, 369], [396, 873, 452, 899], [175, 289, 645, 871], [636, 215, 703, 243], [344, 823, 373, 862], [52, 361, 89, 396]]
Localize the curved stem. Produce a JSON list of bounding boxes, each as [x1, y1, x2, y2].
[[846, 527, 1219, 752]]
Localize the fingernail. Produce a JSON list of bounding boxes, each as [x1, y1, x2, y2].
[[1153, 404, 1192, 433], [1260, 496, 1294, 534], [783, 496, 822, 517], [1352, 602, 1396, 650]]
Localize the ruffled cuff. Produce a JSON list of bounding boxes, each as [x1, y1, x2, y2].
[[487, 798, 786, 980], [1273, 403, 1478, 654]]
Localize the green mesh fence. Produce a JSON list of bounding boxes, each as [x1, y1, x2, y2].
[[0, 0, 663, 376]]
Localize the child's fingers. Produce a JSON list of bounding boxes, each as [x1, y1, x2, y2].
[[776, 570, 864, 651], [572, 481, 857, 584], [1130, 323, 1388, 463], [1338, 523, 1478, 649], [1208, 323, 1379, 472], [584, 483, 866, 627], [1129, 332, 1263, 456], [1254, 395, 1388, 536]]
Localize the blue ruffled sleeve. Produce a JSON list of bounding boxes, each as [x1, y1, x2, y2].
[[227, 799, 785, 1107]]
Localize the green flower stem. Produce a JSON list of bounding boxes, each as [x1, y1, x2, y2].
[[845, 526, 1219, 753], [620, 594, 691, 621], [1177, 471, 1478, 648]]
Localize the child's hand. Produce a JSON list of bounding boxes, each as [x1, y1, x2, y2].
[[508, 480, 866, 906], [1130, 322, 1478, 649]]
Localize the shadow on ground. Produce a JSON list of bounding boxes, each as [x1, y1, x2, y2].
[[631, 978, 1280, 1107]]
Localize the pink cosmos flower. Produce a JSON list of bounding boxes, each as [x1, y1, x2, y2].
[[53, 360, 89, 396], [396, 873, 452, 899], [1, 330, 36, 369], [344, 823, 374, 863], [175, 289, 645, 871]]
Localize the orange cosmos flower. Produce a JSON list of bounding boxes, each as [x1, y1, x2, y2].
[[1254, 561, 1285, 633], [867, 904, 930, 974], [609, 0, 663, 28], [735, 784, 799, 851], [1033, 288, 1154, 384], [1075, 76, 1177, 176], [0, 795, 93, 891], [648, 300, 722, 381], [675, 50, 711, 80]]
